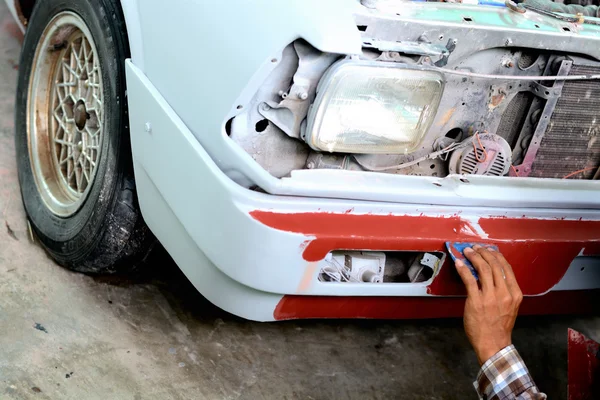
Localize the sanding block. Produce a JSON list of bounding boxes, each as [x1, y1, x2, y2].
[[445, 242, 499, 280]]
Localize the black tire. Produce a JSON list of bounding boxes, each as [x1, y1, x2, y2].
[[15, 0, 154, 273]]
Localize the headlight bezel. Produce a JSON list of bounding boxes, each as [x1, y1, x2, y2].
[[305, 60, 445, 155]]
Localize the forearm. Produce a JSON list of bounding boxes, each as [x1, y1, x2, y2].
[[474, 345, 546, 400]]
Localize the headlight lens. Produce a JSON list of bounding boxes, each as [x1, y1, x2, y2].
[[306, 62, 444, 154]]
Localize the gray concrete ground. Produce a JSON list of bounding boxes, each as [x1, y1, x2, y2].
[[1, 4, 599, 399]]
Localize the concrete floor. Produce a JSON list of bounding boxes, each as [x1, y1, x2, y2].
[[1, 4, 599, 399]]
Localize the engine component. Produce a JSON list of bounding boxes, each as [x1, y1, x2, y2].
[[448, 133, 512, 176]]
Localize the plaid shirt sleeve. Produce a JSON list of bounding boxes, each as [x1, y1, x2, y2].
[[473, 345, 547, 400]]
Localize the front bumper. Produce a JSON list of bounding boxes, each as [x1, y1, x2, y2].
[[125, 61, 600, 321]]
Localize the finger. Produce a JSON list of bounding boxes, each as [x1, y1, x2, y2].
[[473, 245, 507, 291], [464, 247, 494, 292], [489, 249, 521, 295], [454, 259, 480, 298]]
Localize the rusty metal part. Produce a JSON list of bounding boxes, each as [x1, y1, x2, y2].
[[505, 0, 527, 14], [14, 0, 34, 26], [530, 64, 600, 179], [27, 11, 104, 216], [511, 59, 572, 177]]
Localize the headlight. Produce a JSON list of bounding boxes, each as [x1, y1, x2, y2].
[[305, 61, 444, 154]]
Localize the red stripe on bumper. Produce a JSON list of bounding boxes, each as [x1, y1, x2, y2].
[[251, 211, 600, 296], [273, 290, 600, 320]]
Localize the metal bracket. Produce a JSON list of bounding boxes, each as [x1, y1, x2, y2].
[[511, 59, 573, 177], [527, 81, 562, 100]]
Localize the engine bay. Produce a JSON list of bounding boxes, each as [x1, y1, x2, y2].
[[228, 0, 600, 182]]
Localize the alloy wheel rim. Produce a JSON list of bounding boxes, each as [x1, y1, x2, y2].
[[27, 11, 104, 217]]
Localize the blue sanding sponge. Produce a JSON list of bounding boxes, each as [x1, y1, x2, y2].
[[445, 242, 499, 280]]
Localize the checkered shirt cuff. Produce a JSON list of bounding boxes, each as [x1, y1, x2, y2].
[[474, 345, 546, 400]]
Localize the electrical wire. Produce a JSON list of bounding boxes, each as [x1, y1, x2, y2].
[[563, 166, 599, 179], [354, 141, 466, 172], [473, 132, 488, 163], [433, 67, 600, 81], [510, 165, 520, 177]]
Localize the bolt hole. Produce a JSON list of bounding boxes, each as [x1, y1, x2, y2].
[[236, 105, 243, 110], [563, 26, 571, 32], [433, 182, 442, 187], [581, 267, 586, 271], [255, 119, 269, 132], [357, 25, 367, 32], [430, 164, 436, 169], [460, 178, 470, 183], [535, 24, 540, 28], [509, 85, 513, 89], [461, 102, 466, 106], [545, 91, 550, 95], [271, 58, 278, 63], [438, 34, 444, 40], [463, 16, 473, 22], [445, 128, 463, 140]]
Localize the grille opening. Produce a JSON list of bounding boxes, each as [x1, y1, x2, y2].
[[318, 250, 444, 284]]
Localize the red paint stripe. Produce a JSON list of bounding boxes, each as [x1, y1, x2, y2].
[[250, 211, 600, 296], [479, 217, 600, 241], [249, 211, 479, 263], [273, 290, 600, 320]]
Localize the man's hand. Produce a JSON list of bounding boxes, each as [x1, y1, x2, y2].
[[455, 245, 523, 365]]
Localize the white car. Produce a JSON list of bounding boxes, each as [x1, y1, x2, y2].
[[6, 0, 600, 321]]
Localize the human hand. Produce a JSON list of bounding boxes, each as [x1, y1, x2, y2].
[[454, 245, 523, 365]]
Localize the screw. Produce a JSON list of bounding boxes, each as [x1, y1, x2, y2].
[[260, 103, 270, 111], [502, 59, 514, 68], [299, 92, 308, 100], [307, 162, 315, 169], [77, 141, 83, 150], [505, 38, 513, 46], [144, 122, 152, 133]]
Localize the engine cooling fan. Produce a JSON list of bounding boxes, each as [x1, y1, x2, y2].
[[448, 133, 512, 176]]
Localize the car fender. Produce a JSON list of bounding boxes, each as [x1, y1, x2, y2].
[[121, 0, 361, 180]]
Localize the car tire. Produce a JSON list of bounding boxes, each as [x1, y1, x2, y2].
[[14, 0, 154, 273]]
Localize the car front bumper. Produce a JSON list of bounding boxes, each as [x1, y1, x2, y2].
[[125, 61, 600, 322]]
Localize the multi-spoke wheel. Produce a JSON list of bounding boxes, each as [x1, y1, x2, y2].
[[15, 0, 153, 273], [29, 12, 104, 216]]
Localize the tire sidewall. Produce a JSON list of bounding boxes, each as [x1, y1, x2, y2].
[[16, 0, 128, 262]]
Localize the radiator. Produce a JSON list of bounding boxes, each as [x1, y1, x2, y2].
[[530, 64, 600, 179]]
